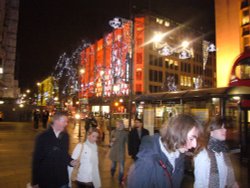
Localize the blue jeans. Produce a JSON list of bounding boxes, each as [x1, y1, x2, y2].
[[111, 160, 124, 182]]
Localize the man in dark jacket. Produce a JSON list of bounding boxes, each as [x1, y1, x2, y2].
[[32, 111, 78, 188], [85, 112, 98, 133], [127, 114, 203, 188], [128, 118, 149, 160]]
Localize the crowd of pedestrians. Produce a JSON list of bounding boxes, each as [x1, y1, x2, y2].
[[30, 111, 239, 188]]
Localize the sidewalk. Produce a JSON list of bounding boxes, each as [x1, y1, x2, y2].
[[0, 121, 248, 188]]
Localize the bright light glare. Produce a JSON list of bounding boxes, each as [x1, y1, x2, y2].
[[75, 113, 81, 120], [152, 32, 164, 43], [181, 41, 189, 48], [80, 68, 85, 74]]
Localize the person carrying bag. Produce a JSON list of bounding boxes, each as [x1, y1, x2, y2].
[[69, 128, 101, 188], [70, 143, 84, 182], [68, 142, 84, 188]]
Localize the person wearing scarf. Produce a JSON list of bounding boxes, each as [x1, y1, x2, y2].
[[127, 114, 203, 188], [70, 128, 101, 188], [194, 116, 239, 188]]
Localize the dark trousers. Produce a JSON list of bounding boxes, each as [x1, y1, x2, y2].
[[76, 181, 94, 188], [34, 120, 39, 129]]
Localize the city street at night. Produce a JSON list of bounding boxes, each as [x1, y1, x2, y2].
[[0, 120, 135, 188], [0, 120, 248, 188]]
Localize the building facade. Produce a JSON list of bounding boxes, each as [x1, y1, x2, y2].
[[79, 13, 216, 113], [0, 0, 19, 98], [215, 0, 250, 87]]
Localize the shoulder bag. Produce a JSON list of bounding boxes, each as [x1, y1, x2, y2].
[[71, 143, 84, 181]]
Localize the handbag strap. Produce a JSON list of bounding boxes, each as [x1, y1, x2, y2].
[[158, 160, 173, 188], [77, 143, 84, 161]]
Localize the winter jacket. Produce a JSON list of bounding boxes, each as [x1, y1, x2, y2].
[[128, 127, 149, 159], [127, 134, 185, 188], [109, 129, 128, 162], [32, 127, 72, 188], [194, 149, 236, 188]]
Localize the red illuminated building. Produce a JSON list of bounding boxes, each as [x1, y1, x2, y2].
[[79, 13, 216, 113]]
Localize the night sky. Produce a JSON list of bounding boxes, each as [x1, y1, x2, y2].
[[17, 0, 214, 90]]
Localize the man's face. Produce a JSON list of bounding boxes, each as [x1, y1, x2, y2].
[[53, 116, 68, 132], [134, 120, 142, 129], [178, 127, 199, 153]]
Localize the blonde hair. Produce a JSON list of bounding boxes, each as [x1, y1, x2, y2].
[[87, 127, 99, 136]]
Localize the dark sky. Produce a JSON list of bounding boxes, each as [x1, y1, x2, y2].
[[17, 0, 214, 90]]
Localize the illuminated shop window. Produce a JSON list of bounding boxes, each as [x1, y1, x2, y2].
[[164, 21, 170, 27], [242, 9, 250, 25], [136, 71, 142, 80], [180, 76, 184, 86], [243, 36, 250, 47], [156, 18, 163, 24], [136, 84, 142, 92]]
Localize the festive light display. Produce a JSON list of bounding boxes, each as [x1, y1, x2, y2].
[[79, 21, 132, 98], [52, 41, 90, 98]]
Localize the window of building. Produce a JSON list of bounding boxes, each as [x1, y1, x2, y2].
[[159, 71, 163, 82], [242, 9, 250, 25], [243, 36, 250, 47], [156, 18, 163, 24], [149, 70, 153, 81], [180, 75, 184, 86], [136, 53, 142, 64], [136, 38, 143, 46], [165, 59, 169, 68], [174, 61, 178, 70], [136, 84, 142, 92], [149, 55, 154, 65], [158, 57, 163, 67], [136, 70, 142, 80], [175, 74, 179, 85]]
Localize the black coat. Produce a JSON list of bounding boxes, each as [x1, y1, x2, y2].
[[32, 127, 72, 188], [128, 127, 149, 159]]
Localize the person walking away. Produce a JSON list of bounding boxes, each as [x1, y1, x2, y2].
[[128, 118, 149, 160], [85, 113, 98, 134], [69, 128, 101, 188], [127, 114, 203, 188], [31, 111, 78, 188], [33, 109, 40, 129], [194, 116, 239, 188], [42, 109, 49, 129], [109, 119, 128, 184]]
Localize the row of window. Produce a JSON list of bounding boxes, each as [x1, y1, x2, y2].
[[146, 74, 214, 93]]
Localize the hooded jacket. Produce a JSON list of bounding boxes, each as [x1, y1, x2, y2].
[[127, 134, 185, 188]]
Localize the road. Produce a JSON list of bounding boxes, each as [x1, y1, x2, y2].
[[0, 121, 248, 188]]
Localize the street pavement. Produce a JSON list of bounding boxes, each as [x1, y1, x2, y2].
[[0, 121, 248, 188]]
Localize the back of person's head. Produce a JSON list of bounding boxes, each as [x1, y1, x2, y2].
[[160, 113, 203, 152]]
